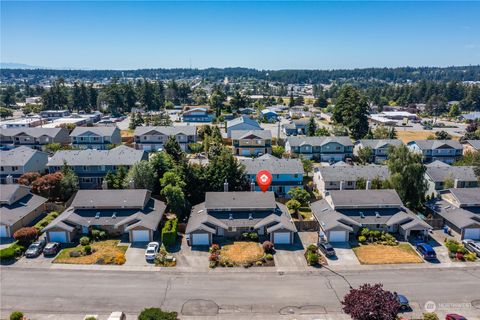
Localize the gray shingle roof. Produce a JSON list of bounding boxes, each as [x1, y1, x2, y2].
[[286, 136, 353, 147], [466, 140, 480, 150], [205, 192, 276, 210], [328, 189, 403, 209], [134, 125, 196, 136], [409, 140, 463, 150], [239, 154, 304, 175], [358, 139, 403, 149], [226, 116, 261, 129], [0, 184, 31, 205], [71, 189, 150, 209], [0, 146, 46, 166], [318, 165, 389, 182], [426, 165, 477, 183], [0, 188, 47, 227], [47, 145, 145, 166], [447, 188, 480, 207], [231, 130, 272, 140], [70, 126, 119, 137], [428, 199, 480, 229], [0, 127, 66, 139]]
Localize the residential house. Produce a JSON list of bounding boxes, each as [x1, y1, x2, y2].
[[47, 145, 147, 189], [380, 111, 418, 120], [181, 107, 214, 123], [0, 117, 44, 129], [70, 126, 121, 150], [289, 107, 312, 119], [186, 191, 297, 246], [134, 126, 197, 152], [354, 139, 403, 164], [0, 128, 70, 151], [459, 112, 480, 121], [425, 161, 478, 196], [427, 188, 480, 240], [231, 130, 272, 157], [260, 109, 278, 122], [313, 165, 389, 195], [0, 184, 48, 238], [39, 110, 70, 119], [239, 154, 304, 197], [226, 116, 261, 138], [311, 189, 431, 242], [462, 140, 480, 154], [238, 107, 255, 115], [285, 136, 354, 162], [0, 147, 48, 184], [407, 140, 463, 164], [43, 189, 166, 243], [283, 119, 309, 136]]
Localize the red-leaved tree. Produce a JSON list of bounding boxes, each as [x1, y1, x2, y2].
[[18, 172, 41, 186], [31, 172, 63, 201], [13, 227, 39, 246], [342, 283, 399, 320]]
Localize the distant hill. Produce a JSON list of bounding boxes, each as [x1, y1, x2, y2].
[[0, 62, 45, 69]]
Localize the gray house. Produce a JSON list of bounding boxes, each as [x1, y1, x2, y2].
[[43, 189, 166, 243], [0, 147, 48, 184], [313, 165, 389, 195], [312, 189, 431, 242], [425, 161, 478, 196], [226, 116, 262, 138], [70, 126, 121, 150], [0, 127, 70, 151], [285, 136, 354, 162], [407, 140, 463, 164], [231, 130, 272, 156], [186, 191, 297, 246], [0, 184, 48, 238], [47, 145, 146, 189], [427, 188, 480, 240], [134, 125, 197, 152], [354, 139, 403, 164], [282, 119, 309, 136]]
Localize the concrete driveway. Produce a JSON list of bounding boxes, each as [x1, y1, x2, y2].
[[124, 242, 155, 266], [174, 236, 210, 271], [324, 243, 360, 267]]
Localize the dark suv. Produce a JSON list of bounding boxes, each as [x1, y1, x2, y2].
[[25, 239, 46, 258], [416, 243, 437, 260], [318, 242, 336, 257]]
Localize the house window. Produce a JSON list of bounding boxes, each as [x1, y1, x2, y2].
[[294, 174, 298, 178]]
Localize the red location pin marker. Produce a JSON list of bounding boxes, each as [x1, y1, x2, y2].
[[256, 170, 272, 193]]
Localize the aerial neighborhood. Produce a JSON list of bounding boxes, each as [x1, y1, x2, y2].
[[1, 66, 480, 320]]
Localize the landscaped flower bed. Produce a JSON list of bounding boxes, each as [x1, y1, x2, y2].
[[54, 239, 128, 265], [154, 243, 177, 267], [444, 239, 477, 262], [358, 228, 398, 246], [208, 241, 275, 268], [304, 244, 327, 266]]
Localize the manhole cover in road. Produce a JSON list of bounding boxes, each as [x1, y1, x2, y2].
[[181, 299, 219, 316], [279, 305, 326, 315]]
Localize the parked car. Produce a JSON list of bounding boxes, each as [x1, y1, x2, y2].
[[395, 293, 410, 310], [416, 243, 437, 260], [462, 239, 480, 257], [43, 242, 60, 256], [145, 242, 160, 261], [446, 314, 467, 320], [318, 242, 336, 257], [107, 311, 126, 320], [25, 239, 46, 258]]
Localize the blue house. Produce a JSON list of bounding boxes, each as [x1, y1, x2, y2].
[[285, 136, 354, 162], [261, 109, 278, 122], [181, 107, 214, 123], [239, 154, 304, 197]]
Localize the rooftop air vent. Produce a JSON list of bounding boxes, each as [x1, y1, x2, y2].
[[248, 213, 253, 220], [321, 207, 328, 212], [112, 212, 117, 219], [375, 212, 380, 218], [360, 212, 365, 219], [95, 212, 100, 219], [229, 213, 233, 220]]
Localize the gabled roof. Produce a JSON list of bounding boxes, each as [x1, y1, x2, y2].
[[47, 145, 145, 166], [0, 188, 47, 227], [134, 125, 196, 136], [465, 140, 480, 150], [318, 165, 389, 182], [444, 188, 480, 207], [70, 126, 118, 137], [408, 140, 463, 150], [205, 192, 276, 211], [328, 189, 403, 209], [428, 199, 480, 229], [0, 146, 47, 166], [0, 184, 31, 205], [0, 127, 66, 139], [426, 160, 450, 167], [286, 136, 353, 148], [239, 154, 304, 175], [230, 130, 272, 140], [226, 116, 261, 129], [426, 165, 477, 183], [71, 189, 150, 209], [358, 139, 403, 149]]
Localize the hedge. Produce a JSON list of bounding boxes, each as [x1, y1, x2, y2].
[[0, 242, 25, 261], [161, 218, 178, 247], [34, 211, 59, 231]]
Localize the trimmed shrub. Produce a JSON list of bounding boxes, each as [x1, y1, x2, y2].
[[423, 312, 439, 320], [358, 235, 366, 243], [209, 244, 220, 253], [265, 253, 274, 260], [114, 253, 126, 265], [161, 218, 178, 247], [13, 227, 38, 246], [255, 260, 263, 266], [138, 307, 178, 320], [306, 252, 319, 266], [249, 232, 259, 241], [307, 244, 318, 253], [464, 252, 477, 262], [99, 230, 107, 240], [209, 253, 219, 262], [9, 311, 24, 320], [34, 211, 59, 231], [0, 247, 16, 261], [91, 229, 101, 241], [84, 245, 92, 255], [262, 241, 274, 253], [80, 236, 90, 246]]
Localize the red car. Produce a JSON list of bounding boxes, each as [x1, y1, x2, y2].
[[446, 314, 467, 320]]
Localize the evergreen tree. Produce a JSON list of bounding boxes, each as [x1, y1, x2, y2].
[[332, 85, 369, 140]]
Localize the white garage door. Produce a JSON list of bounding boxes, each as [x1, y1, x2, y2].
[[192, 233, 210, 246], [463, 228, 480, 240], [273, 232, 291, 244], [131, 230, 150, 242], [0, 225, 8, 238], [49, 231, 67, 243], [329, 230, 347, 242]]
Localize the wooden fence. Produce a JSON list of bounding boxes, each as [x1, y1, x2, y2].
[[294, 220, 319, 231]]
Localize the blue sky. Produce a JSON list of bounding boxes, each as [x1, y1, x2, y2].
[[1, 1, 479, 70]]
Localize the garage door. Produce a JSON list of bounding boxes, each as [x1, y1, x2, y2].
[[0, 225, 8, 238], [273, 232, 291, 244], [329, 230, 347, 242], [192, 233, 210, 246], [241, 149, 251, 156], [463, 228, 480, 240], [49, 231, 67, 243], [131, 230, 150, 242]]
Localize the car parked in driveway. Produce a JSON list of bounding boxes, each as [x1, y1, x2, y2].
[[145, 242, 159, 261], [25, 239, 46, 258], [43, 242, 60, 256], [446, 314, 467, 320], [318, 242, 336, 257], [462, 239, 480, 257], [416, 243, 437, 260]]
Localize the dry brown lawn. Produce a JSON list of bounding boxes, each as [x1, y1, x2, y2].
[[396, 130, 461, 143], [54, 240, 128, 265], [220, 242, 264, 265], [353, 244, 423, 265]]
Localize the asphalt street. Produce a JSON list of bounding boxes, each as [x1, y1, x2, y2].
[[1, 266, 480, 319]]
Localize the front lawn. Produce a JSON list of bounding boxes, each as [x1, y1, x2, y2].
[[352, 243, 423, 265], [220, 242, 264, 265], [54, 240, 128, 265]]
